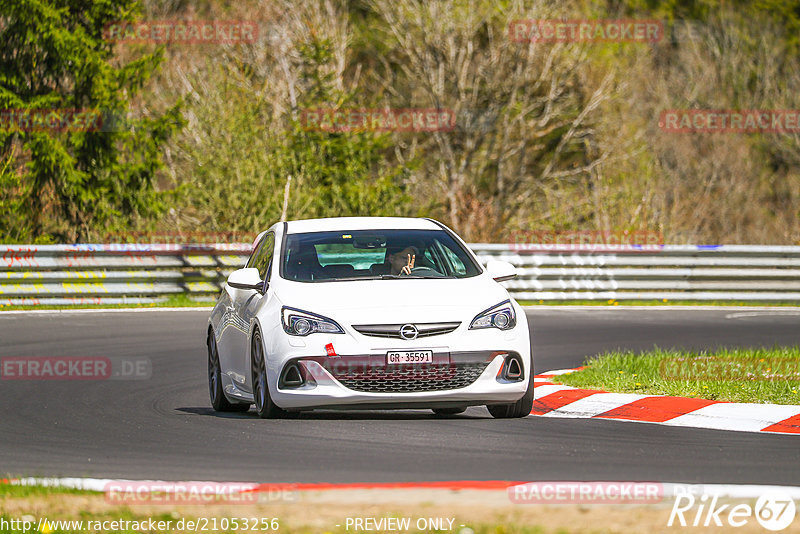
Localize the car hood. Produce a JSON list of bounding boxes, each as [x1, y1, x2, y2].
[[274, 275, 511, 325]]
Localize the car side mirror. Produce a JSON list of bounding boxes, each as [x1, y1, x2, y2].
[[485, 260, 517, 282], [227, 268, 265, 292]]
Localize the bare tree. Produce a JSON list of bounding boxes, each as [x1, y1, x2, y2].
[[633, 12, 800, 244], [367, 0, 622, 240]]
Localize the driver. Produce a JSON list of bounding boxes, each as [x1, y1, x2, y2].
[[388, 246, 419, 275]]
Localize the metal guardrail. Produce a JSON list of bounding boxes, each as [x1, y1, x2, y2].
[[0, 244, 248, 306], [2, 243, 800, 305], [473, 244, 800, 302]]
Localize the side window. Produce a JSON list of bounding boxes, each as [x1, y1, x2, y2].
[[252, 233, 275, 281], [246, 233, 266, 269]]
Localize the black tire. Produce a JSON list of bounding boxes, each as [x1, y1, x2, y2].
[[208, 331, 250, 412], [251, 328, 290, 419], [432, 407, 467, 416], [487, 364, 535, 419]]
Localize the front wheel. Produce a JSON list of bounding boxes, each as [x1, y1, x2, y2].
[[251, 328, 290, 419], [208, 331, 250, 412], [487, 367, 534, 419]]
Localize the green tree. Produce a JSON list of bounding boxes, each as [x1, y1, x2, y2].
[[282, 38, 411, 220], [168, 32, 409, 233], [0, 0, 182, 242]]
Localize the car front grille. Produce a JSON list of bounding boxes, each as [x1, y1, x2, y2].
[[333, 362, 489, 393], [352, 322, 461, 339]]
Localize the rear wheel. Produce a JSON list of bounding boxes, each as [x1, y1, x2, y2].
[[432, 407, 467, 416], [487, 365, 534, 419], [208, 331, 250, 412], [251, 328, 290, 419]]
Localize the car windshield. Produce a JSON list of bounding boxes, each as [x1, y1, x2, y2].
[[281, 229, 481, 282]]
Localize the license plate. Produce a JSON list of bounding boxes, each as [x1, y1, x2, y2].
[[387, 350, 433, 365]]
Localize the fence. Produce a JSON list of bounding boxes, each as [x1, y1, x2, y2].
[[2, 243, 800, 305]]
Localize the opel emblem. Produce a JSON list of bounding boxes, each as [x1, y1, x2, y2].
[[399, 324, 419, 340]]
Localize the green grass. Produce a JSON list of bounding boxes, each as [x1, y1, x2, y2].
[[0, 294, 214, 312], [0, 482, 97, 498], [554, 346, 800, 405], [519, 299, 800, 306]]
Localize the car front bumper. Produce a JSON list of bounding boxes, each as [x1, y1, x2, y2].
[[270, 351, 529, 410]]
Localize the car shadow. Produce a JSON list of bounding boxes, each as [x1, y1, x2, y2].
[[175, 407, 489, 420], [176, 407, 253, 419]]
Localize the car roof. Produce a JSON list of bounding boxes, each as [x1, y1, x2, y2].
[[284, 217, 442, 234]]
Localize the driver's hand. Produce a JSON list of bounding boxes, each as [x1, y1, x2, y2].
[[400, 254, 415, 275]]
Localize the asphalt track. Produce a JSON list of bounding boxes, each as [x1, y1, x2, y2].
[[0, 308, 798, 484]]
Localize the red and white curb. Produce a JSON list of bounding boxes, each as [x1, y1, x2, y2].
[[532, 369, 800, 435]]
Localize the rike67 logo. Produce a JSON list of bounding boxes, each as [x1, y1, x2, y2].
[[668, 488, 796, 531]]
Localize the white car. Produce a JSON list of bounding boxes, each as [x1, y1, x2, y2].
[[206, 217, 533, 418]]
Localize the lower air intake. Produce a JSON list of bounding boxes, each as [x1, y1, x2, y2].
[[334, 363, 488, 393]]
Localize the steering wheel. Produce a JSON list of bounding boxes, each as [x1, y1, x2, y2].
[[407, 266, 442, 276]]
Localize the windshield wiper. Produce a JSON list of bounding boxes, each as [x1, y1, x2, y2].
[[322, 274, 455, 282], [327, 274, 409, 280], [324, 275, 384, 281], [380, 274, 453, 279]]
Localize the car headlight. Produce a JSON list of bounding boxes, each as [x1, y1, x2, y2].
[[281, 306, 344, 336], [469, 300, 516, 330]]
